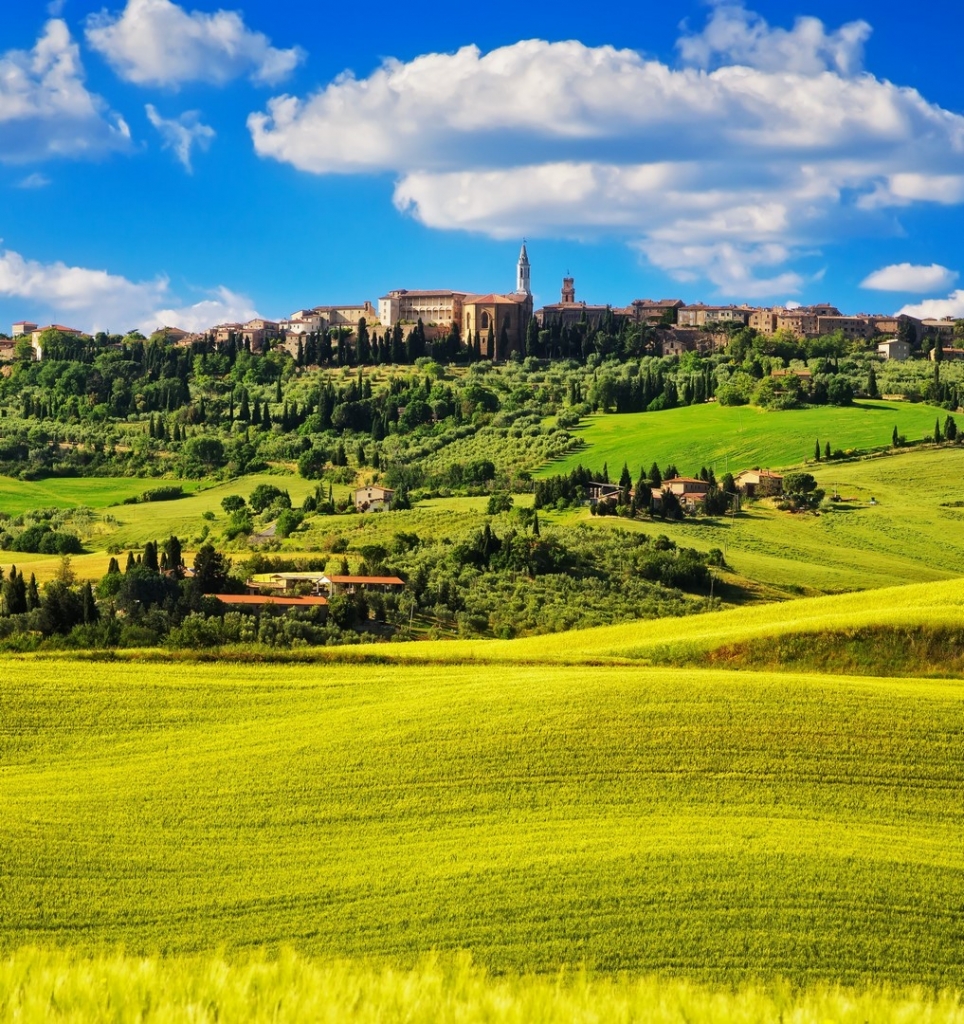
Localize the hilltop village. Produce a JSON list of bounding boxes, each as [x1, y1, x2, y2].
[[3, 244, 960, 365]]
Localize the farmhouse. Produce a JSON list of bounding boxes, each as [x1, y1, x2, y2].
[[877, 338, 911, 361], [661, 478, 711, 509], [322, 575, 405, 597], [587, 481, 620, 504], [354, 485, 394, 512], [214, 594, 329, 618], [735, 470, 784, 497]]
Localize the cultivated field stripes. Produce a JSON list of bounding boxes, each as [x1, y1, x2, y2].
[[2, 659, 962, 984]]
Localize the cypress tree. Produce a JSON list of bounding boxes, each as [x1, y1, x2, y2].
[[824, 442, 831, 459], [125, 551, 136, 573], [815, 439, 821, 461], [26, 573, 39, 611], [892, 424, 899, 447], [143, 541, 159, 574]]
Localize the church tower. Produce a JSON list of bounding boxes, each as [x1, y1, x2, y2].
[[516, 241, 531, 295], [561, 276, 575, 304]]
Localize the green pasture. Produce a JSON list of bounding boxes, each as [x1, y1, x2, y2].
[[0, 477, 192, 516], [2, 653, 963, 985], [2, 950, 962, 1024], [551, 446, 964, 595], [539, 400, 945, 479]]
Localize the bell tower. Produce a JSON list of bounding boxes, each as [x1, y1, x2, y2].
[[516, 241, 531, 295], [561, 276, 575, 304]]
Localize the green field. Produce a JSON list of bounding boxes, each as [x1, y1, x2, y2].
[[0, 476, 198, 516], [540, 400, 945, 479], [540, 447, 964, 596], [3, 600, 964, 984]]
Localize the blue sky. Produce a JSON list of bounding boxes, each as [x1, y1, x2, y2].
[[2, 0, 963, 334]]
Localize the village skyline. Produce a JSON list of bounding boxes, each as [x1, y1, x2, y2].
[[2, 0, 964, 335]]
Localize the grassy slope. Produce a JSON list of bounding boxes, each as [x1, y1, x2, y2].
[[542, 447, 964, 595], [539, 400, 943, 480], [0, 477, 198, 515], [2, 655, 962, 985]]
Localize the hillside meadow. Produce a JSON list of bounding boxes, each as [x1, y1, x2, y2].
[[540, 399, 944, 480], [540, 446, 964, 596], [2, 635, 964, 985]]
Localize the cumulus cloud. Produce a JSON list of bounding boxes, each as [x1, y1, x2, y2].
[[145, 286, 258, 334], [247, 7, 964, 297], [677, 1, 871, 76], [146, 104, 214, 171], [898, 291, 964, 320], [0, 246, 257, 334], [0, 19, 131, 164], [86, 0, 304, 87], [861, 263, 958, 293]]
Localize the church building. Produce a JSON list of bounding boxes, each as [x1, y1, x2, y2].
[[461, 243, 534, 361]]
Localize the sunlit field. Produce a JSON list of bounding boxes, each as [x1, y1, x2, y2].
[[540, 399, 944, 480], [3, 949, 963, 1023], [2, 650, 963, 987]]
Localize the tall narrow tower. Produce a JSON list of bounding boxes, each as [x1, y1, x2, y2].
[[516, 241, 531, 295]]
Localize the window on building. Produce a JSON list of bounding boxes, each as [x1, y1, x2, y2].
[[481, 312, 489, 330]]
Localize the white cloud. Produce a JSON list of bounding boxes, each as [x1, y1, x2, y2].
[[861, 263, 958, 293], [16, 172, 52, 189], [146, 104, 214, 171], [0, 19, 131, 164], [859, 172, 964, 209], [0, 246, 257, 335], [145, 286, 258, 334], [248, 7, 964, 297], [677, 1, 871, 76], [898, 291, 964, 320], [86, 0, 304, 88]]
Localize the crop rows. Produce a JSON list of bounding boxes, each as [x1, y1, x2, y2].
[[2, 657, 962, 985]]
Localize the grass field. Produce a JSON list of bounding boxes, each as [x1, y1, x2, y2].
[[542, 447, 964, 596], [3, 950, 963, 1023], [2, 645, 963, 985], [0, 477, 199, 516], [539, 400, 945, 479]]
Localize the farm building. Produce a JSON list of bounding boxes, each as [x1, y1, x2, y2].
[[354, 485, 394, 512], [214, 594, 329, 619], [587, 481, 620, 504], [660, 477, 711, 510], [877, 338, 912, 361], [735, 470, 784, 497], [322, 575, 405, 597]]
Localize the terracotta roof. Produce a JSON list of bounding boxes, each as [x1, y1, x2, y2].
[[380, 290, 467, 299], [215, 594, 328, 607], [664, 477, 710, 485], [464, 293, 528, 304], [325, 575, 405, 586], [37, 324, 83, 334]]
